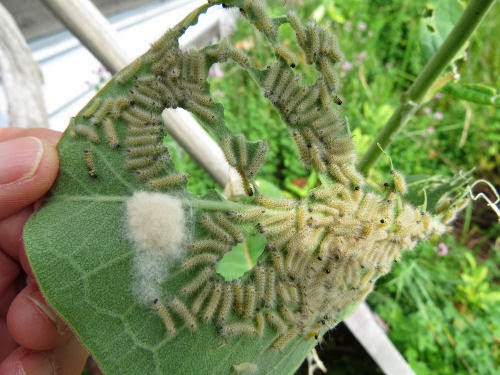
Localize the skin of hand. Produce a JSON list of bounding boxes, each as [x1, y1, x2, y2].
[[0, 128, 89, 375]]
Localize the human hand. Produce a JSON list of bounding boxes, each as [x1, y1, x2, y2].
[[0, 128, 89, 375]]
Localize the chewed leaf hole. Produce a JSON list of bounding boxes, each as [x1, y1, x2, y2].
[[216, 234, 266, 280]]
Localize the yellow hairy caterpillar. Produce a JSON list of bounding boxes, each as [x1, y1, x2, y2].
[[83, 149, 97, 179], [126, 134, 161, 147], [127, 106, 161, 124], [246, 141, 268, 179], [265, 311, 288, 333], [130, 90, 163, 110], [181, 267, 213, 296], [243, 284, 257, 319], [226, 207, 266, 222], [125, 156, 154, 170], [115, 59, 142, 84], [217, 283, 233, 323], [102, 118, 120, 149], [82, 98, 101, 118], [127, 144, 168, 158], [127, 124, 162, 136], [111, 96, 132, 119], [264, 268, 276, 308], [263, 61, 283, 97], [191, 283, 212, 316], [201, 213, 235, 244], [188, 239, 231, 254], [270, 249, 286, 277], [91, 98, 113, 126], [153, 299, 176, 336], [220, 322, 258, 337], [255, 195, 295, 210], [244, 0, 277, 40], [75, 124, 100, 144], [181, 253, 219, 271], [170, 297, 197, 331], [306, 23, 320, 64], [185, 100, 219, 124], [287, 10, 307, 49], [202, 282, 223, 323], [147, 173, 187, 189], [232, 279, 245, 316], [214, 213, 244, 243], [271, 327, 298, 349], [390, 169, 407, 195], [254, 263, 266, 304], [255, 310, 265, 337]]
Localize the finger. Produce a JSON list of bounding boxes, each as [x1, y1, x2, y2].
[[0, 128, 60, 146], [0, 206, 33, 260], [0, 335, 88, 375], [7, 283, 70, 351], [0, 318, 18, 363], [0, 137, 59, 220], [0, 251, 20, 296], [0, 284, 18, 318]]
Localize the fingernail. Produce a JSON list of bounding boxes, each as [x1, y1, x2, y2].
[[19, 352, 55, 375], [0, 137, 44, 185], [28, 289, 66, 334]]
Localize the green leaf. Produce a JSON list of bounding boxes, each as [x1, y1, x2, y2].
[[420, 0, 465, 62]]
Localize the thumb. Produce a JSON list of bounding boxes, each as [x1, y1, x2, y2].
[[0, 136, 59, 220]]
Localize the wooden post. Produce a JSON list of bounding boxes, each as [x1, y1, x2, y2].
[[0, 3, 49, 128]]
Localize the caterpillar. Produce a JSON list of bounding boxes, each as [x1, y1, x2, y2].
[[130, 90, 163, 110], [170, 297, 197, 331], [181, 253, 219, 271], [271, 327, 298, 349], [126, 134, 162, 146], [185, 100, 219, 124], [244, 0, 277, 40], [255, 310, 265, 337], [147, 173, 187, 189], [214, 213, 244, 243], [201, 213, 235, 244], [75, 124, 100, 144], [264, 268, 276, 308], [232, 279, 245, 315], [202, 282, 223, 323], [220, 322, 258, 337], [127, 144, 168, 158], [246, 141, 268, 179], [217, 283, 233, 323], [115, 59, 142, 85], [188, 239, 231, 254], [181, 267, 213, 296], [111, 96, 132, 119], [243, 284, 257, 319], [91, 98, 113, 125], [287, 10, 307, 49], [265, 311, 288, 333], [226, 207, 266, 222], [191, 283, 212, 316], [153, 299, 176, 336], [82, 98, 101, 118], [391, 169, 407, 195], [102, 118, 120, 149], [83, 149, 97, 178]]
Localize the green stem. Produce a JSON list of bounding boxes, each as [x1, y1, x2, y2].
[[357, 0, 495, 175]]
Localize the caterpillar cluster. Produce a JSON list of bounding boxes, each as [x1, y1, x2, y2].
[[67, 0, 464, 354], [153, 168, 449, 349], [69, 22, 232, 189]]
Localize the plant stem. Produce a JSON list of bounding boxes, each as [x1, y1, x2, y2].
[[357, 0, 495, 175]]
